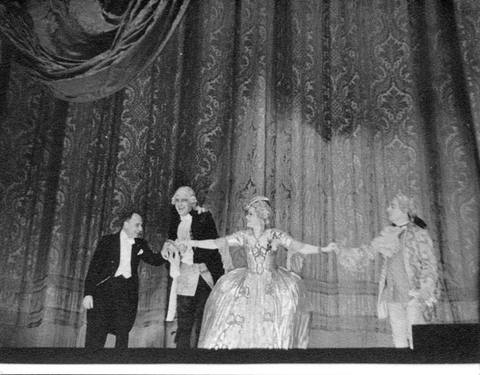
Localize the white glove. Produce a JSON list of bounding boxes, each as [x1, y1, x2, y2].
[[82, 295, 93, 310]]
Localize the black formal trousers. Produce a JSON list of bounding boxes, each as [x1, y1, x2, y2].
[[175, 277, 212, 348], [85, 275, 137, 349]]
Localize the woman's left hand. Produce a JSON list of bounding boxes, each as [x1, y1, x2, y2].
[[321, 242, 338, 252]]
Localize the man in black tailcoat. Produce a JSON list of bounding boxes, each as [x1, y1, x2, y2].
[[162, 186, 224, 348], [82, 211, 165, 348]]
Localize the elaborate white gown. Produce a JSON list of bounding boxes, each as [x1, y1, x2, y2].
[[198, 228, 311, 349]]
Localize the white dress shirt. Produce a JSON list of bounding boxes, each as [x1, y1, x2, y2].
[[115, 230, 135, 278]]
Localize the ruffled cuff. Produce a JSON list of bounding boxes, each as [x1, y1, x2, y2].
[[370, 226, 402, 257], [180, 247, 194, 265], [169, 254, 180, 278], [162, 242, 181, 278], [335, 245, 372, 271]]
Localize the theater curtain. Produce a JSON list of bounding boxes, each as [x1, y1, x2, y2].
[[200, 0, 480, 347], [0, 0, 190, 102], [0, 0, 478, 348]]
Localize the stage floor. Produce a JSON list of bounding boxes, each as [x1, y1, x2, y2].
[[1, 324, 478, 364], [0, 346, 478, 365]]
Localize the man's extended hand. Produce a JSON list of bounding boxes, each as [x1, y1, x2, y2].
[[82, 295, 93, 310], [176, 239, 196, 249], [161, 240, 180, 260]]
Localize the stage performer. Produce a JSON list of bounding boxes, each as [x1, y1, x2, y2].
[[82, 211, 165, 348], [323, 193, 439, 348], [161, 186, 223, 348], [178, 195, 336, 349]]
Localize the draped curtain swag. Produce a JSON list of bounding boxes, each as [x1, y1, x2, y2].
[[0, 0, 190, 102], [0, 0, 478, 348]]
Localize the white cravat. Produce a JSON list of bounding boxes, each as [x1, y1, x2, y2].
[[178, 214, 194, 265], [115, 230, 135, 278], [166, 214, 193, 322], [166, 213, 215, 321]]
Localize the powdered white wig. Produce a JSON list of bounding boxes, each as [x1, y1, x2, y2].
[[394, 193, 418, 216], [171, 186, 197, 206]]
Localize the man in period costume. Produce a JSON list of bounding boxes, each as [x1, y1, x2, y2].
[[162, 186, 224, 348]]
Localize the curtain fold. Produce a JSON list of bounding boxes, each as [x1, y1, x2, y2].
[[0, 0, 478, 348], [0, 0, 190, 102], [454, 0, 480, 164]]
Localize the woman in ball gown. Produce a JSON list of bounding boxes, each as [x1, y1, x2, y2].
[[178, 196, 334, 349]]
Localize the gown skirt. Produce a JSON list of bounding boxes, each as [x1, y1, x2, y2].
[[198, 265, 311, 349]]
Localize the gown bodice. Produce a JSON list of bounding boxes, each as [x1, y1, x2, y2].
[[226, 228, 293, 274]]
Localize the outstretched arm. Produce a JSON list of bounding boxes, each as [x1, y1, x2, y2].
[[178, 239, 219, 249], [288, 240, 318, 254], [289, 239, 337, 255], [178, 238, 234, 273], [135, 238, 166, 266]]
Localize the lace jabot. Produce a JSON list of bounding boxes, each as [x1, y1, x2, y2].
[[370, 225, 405, 257]]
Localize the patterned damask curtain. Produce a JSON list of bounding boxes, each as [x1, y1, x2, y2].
[[0, 23, 190, 346], [0, 0, 478, 348], [188, 0, 480, 346]]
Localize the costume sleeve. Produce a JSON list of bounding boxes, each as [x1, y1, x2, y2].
[[411, 229, 438, 305], [201, 211, 219, 239], [334, 244, 374, 271], [334, 226, 402, 271], [134, 238, 166, 266], [271, 229, 293, 249], [269, 229, 298, 270], [191, 212, 225, 282]]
